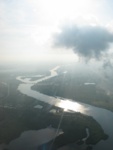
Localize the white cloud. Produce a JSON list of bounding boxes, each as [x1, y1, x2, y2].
[[1, 0, 113, 63]]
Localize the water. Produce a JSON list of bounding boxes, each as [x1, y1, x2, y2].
[[15, 66, 113, 150], [8, 128, 62, 150]]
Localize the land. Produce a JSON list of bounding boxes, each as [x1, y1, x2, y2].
[[0, 66, 108, 149], [32, 65, 113, 112], [0, 106, 108, 149]]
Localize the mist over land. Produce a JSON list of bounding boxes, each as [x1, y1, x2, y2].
[[0, 60, 110, 150], [1, 0, 113, 149]]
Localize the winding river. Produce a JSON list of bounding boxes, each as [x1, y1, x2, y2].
[[16, 66, 113, 150]]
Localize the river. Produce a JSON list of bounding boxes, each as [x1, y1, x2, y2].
[[14, 66, 113, 150]]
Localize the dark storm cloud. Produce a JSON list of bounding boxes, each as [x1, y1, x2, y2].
[[54, 25, 113, 59]]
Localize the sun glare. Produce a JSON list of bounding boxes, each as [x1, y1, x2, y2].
[[37, 0, 92, 23], [58, 100, 83, 112]]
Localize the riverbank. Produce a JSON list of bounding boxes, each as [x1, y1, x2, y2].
[[32, 74, 113, 112], [0, 65, 111, 149], [0, 106, 107, 149], [0, 79, 108, 149]]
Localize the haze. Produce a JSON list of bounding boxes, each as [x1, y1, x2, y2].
[[1, 0, 113, 64]]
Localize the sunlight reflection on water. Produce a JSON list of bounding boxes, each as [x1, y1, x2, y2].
[[15, 66, 113, 150], [56, 100, 86, 113]]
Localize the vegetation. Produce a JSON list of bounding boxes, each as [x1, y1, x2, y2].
[[0, 106, 108, 148], [52, 112, 108, 148], [32, 71, 113, 112], [0, 67, 109, 149]]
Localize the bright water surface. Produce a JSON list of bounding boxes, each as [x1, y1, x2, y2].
[[11, 66, 113, 150]]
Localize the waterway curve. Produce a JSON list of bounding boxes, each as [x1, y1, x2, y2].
[[16, 66, 113, 150]]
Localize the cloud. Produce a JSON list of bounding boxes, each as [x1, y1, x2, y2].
[[103, 60, 113, 69], [54, 25, 113, 59]]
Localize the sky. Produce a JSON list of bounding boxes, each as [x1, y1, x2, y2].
[[1, 0, 113, 64]]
